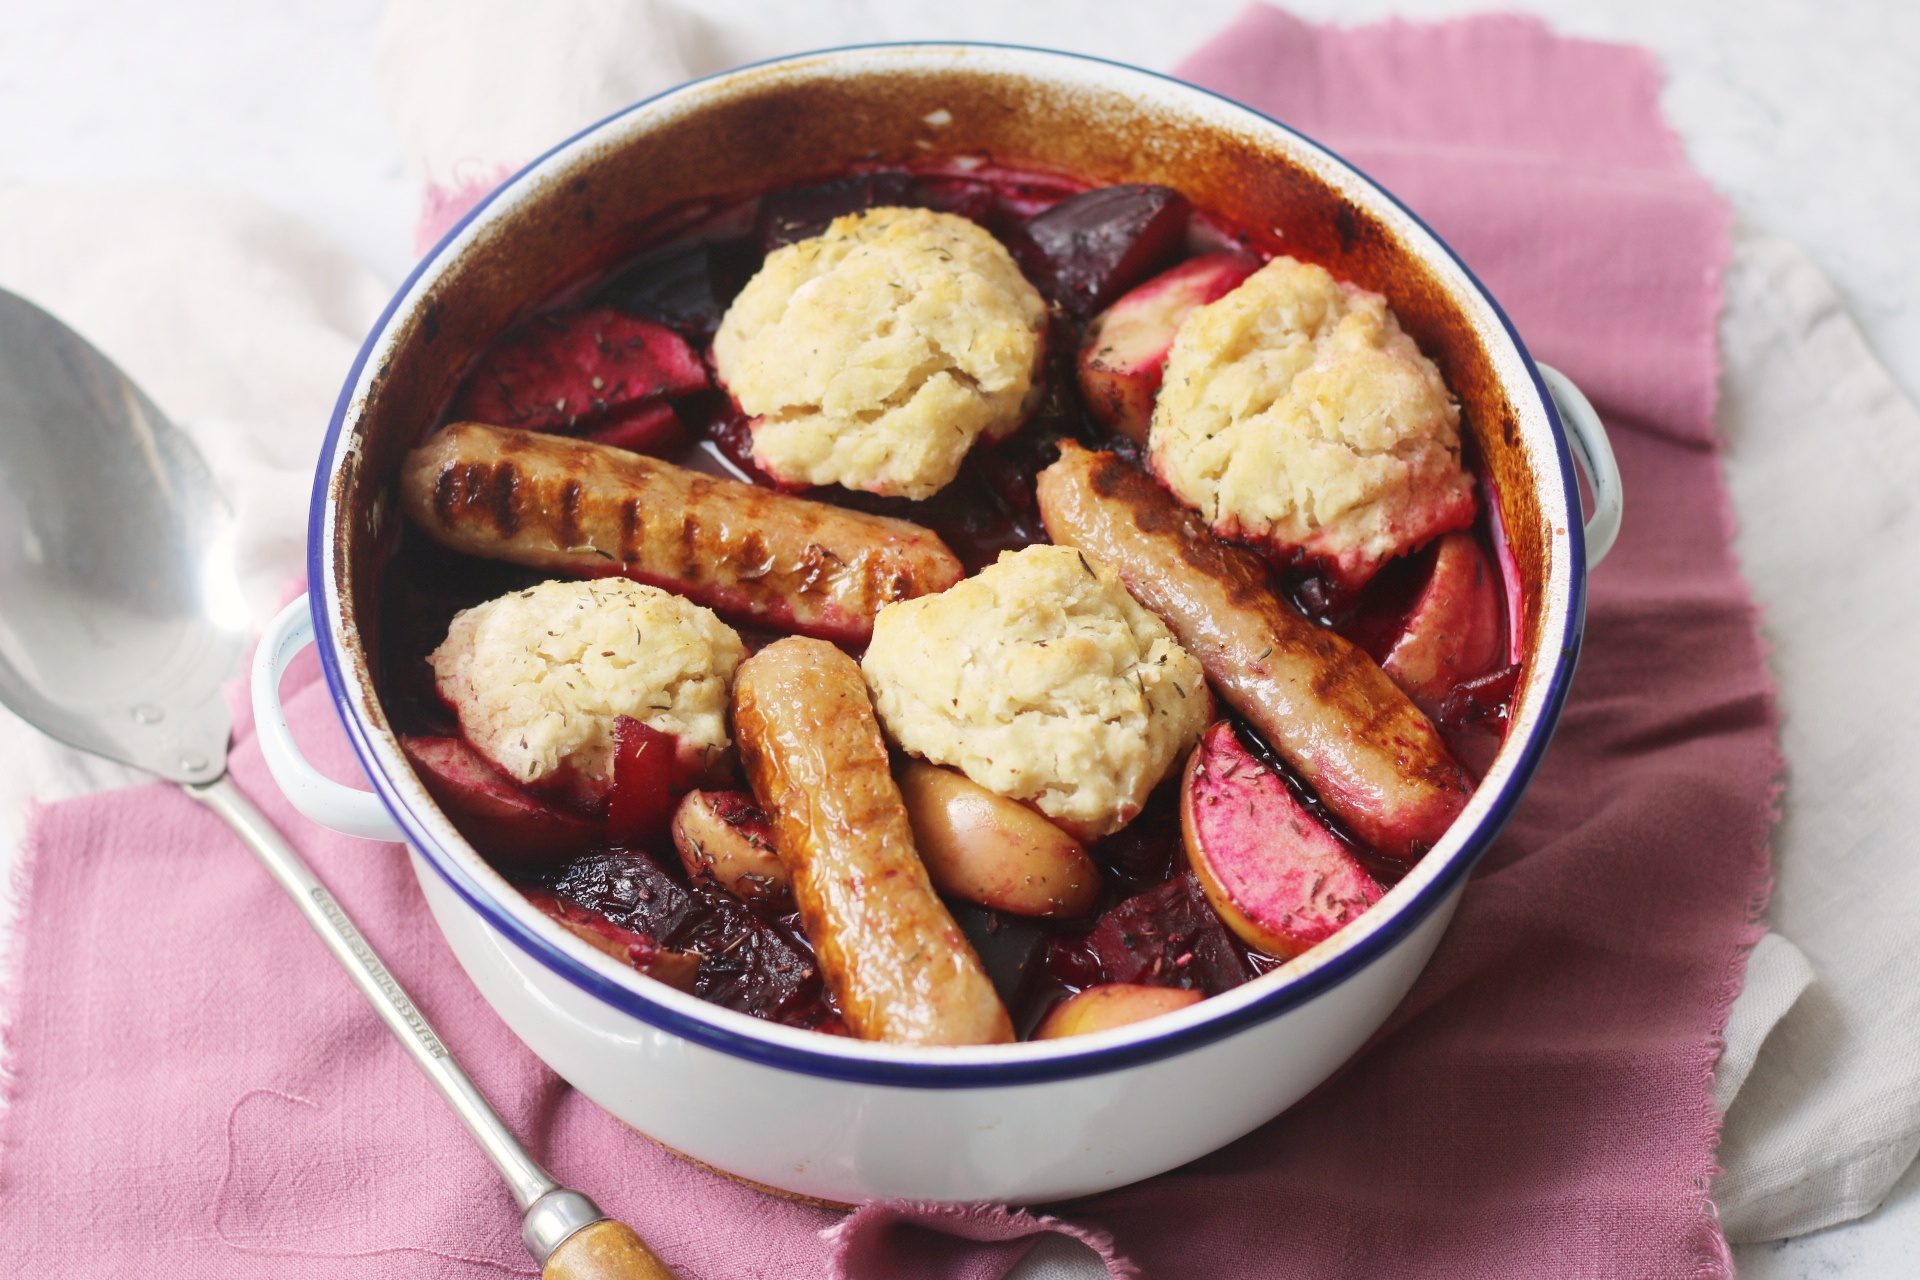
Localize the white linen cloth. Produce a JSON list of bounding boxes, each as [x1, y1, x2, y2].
[[1712, 224, 1920, 1241], [0, 0, 1913, 1256]]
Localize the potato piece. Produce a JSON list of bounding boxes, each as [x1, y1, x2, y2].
[[898, 761, 1102, 918], [1033, 984, 1204, 1039], [671, 789, 792, 908]]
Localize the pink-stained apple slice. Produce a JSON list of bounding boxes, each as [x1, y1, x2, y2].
[[1382, 532, 1504, 713], [452, 306, 708, 435], [1180, 721, 1384, 960], [897, 761, 1102, 917], [1077, 252, 1261, 443], [1033, 983, 1204, 1040], [400, 735, 602, 864], [670, 789, 792, 907], [579, 398, 687, 457]]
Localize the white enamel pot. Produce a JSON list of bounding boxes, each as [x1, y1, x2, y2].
[[255, 44, 1621, 1206]]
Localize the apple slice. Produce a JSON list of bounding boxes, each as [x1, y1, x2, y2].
[[897, 761, 1103, 918], [1381, 532, 1504, 713], [670, 789, 792, 908], [1078, 252, 1261, 443], [522, 888, 701, 991], [400, 735, 601, 864], [579, 398, 687, 457], [452, 305, 708, 434], [1181, 721, 1384, 960], [1033, 983, 1204, 1040]]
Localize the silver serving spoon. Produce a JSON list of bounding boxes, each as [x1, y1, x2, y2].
[[0, 287, 673, 1280]]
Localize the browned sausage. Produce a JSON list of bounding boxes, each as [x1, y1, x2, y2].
[[732, 638, 1013, 1046], [398, 422, 963, 645], [1036, 442, 1469, 860]]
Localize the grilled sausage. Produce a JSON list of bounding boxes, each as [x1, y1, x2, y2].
[[398, 421, 963, 644], [1036, 443, 1470, 860], [732, 638, 1013, 1046]]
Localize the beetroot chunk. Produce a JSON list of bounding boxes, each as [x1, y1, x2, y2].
[[607, 715, 676, 848], [1088, 871, 1254, 995], [400, 735, 601, 865], [452, 306, 707, 434], [754, 171, 920, 253], [596, 237, 757, 341], [523, 888, 700, 991], [542, 850, 834, 1026], [1012, 184, 1191, 319]]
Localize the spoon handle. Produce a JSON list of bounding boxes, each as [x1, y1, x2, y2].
[[185, 774, 675, 1279]]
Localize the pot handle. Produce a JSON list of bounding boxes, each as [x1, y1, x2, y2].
[[252, 595, 407, 842], [1537, 364, 1623, 568]]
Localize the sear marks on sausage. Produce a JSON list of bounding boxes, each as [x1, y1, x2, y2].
[[733, 637, 1014, 1046], [398, 422, 963, 645], [1036, 442, 1469, 861]]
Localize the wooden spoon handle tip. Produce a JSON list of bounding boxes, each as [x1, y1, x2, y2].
[[542, 1218, 677, 1280]]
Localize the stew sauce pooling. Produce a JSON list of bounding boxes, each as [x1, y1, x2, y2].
[[377, 162, 1519, 1038]]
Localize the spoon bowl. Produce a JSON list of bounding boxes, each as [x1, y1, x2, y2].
[[0, 288, 238, 784]]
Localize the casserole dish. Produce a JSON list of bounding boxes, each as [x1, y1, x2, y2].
[[253, 42, 1621, 1205]]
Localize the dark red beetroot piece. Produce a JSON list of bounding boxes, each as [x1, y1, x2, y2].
[[1093, 780, 1185, 898], [1182, 720, 1384, 960], [1069, 871, 1256, 995], [523, 888, 700, 991], [400, 735, 601, 864], [541, 849, 838, 1028], [607, 716, 677, 847], [1012, 184, 1191, 319], [595, 237, 758, 341], [754, 171, 922, 253], [452, 306, 708, 434]]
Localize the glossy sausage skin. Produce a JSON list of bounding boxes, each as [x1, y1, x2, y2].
[[732, 638, 1013, 1046], [398, 422, 964, 644], [1036, 443, 1469, 861]]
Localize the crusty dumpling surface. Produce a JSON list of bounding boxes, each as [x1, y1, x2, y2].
[[862, 544, 1209, 839], [1149, 255, 1475, 588], [429, 578, 743, 794], [712, 206, 1046, 500]]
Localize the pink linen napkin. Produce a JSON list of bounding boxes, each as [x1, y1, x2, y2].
[[0, 8, 1775, 1278]]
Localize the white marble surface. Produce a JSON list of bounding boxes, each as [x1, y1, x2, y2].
[[3, 0, 1914, 405], [2, 2, 1916, 1274]]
